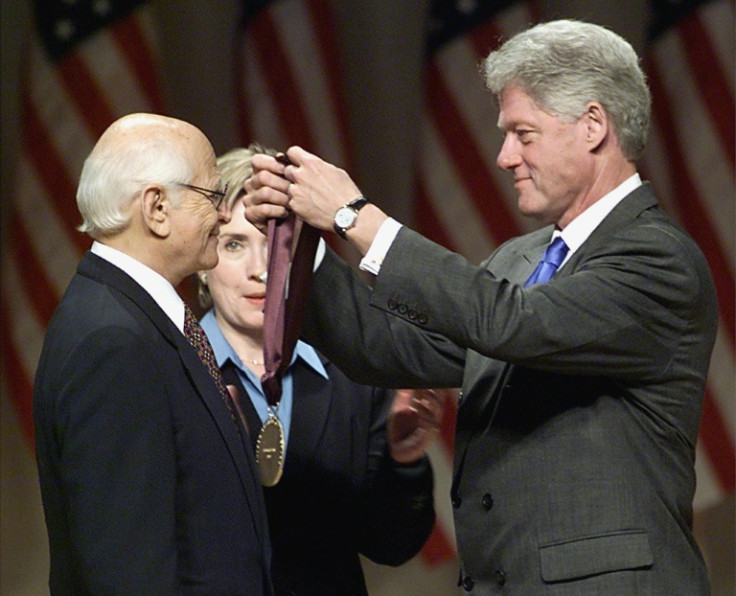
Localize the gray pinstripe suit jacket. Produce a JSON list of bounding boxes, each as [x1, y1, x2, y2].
[[303, 183, 717, 595]]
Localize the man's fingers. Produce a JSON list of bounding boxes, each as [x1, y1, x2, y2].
[[246, 169, 291, 199], [251, 152, 286, 176]]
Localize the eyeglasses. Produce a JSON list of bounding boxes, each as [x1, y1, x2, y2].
[[176, 182, 228, 211]]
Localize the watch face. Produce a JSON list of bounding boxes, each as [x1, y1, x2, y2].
[[335, 207, 357, 228]]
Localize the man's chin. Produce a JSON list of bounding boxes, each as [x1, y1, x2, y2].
[[517, 197, 553, 224], [517, 198, 541, 220], [201, 251, 219, 271]]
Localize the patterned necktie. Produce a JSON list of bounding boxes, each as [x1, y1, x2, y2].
[[525, 236, 570, 286], [183, 303, 240, 432]]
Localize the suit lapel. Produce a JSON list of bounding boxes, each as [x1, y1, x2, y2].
[[221, 362, 262, 451], [286, 358, 333, 464], [175, 342, 257, 481], [555, 182, 659, 281], [456, 228, 550, 423], [78, 252, 268, 544], [454, 184, 659, 478]]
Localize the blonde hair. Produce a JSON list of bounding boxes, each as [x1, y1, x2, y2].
[[215, 142, 278, 209], [197, 142, 279, 308]]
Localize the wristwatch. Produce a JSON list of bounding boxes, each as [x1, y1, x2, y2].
[[333, 196, 369, 239]]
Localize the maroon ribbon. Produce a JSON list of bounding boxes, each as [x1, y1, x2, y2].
[[260, 213, 320, 404]]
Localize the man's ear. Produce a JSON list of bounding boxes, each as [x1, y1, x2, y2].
[[583, 101, 608, 152], [141, 186, 171, 238]]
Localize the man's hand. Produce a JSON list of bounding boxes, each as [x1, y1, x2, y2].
[[388, 389, 445, 464], [243, 146, 361, 233], [242, 152, 292, 234]]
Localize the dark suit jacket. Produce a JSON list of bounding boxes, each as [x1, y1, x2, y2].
[[221, 354, 435, 596], [302, 184, 718, 595], [34, 252, 272, 595]]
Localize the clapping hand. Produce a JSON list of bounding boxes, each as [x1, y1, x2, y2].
[[388, 388, 445, 464]]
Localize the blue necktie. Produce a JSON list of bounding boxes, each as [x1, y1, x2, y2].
[[524, 236, 569, 286]]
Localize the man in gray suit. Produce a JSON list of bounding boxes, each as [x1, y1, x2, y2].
[[243, 20, 717, 595]]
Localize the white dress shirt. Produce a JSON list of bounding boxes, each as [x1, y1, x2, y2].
[[90, 241, 186, 332]]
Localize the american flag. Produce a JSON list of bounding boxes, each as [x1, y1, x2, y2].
[[1, 2, 160, 590], [417, 0, 542, 263], [640, 0, 734, 508], [417, 0, 733, 525], [234, 0, 357, 265], [234, 0, 352, 169], [1, 0, 164, 447]]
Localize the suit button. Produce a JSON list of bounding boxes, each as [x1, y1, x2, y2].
[[462, 576, 474, 591], [418, 313, 428, 325], [388, 298, 398, 310], [482, 493, 494, 510], [494, 569, 506, 586], [398, 303, 408, 314], [452, 495, 462, 508], [408, 309, 418, 320]]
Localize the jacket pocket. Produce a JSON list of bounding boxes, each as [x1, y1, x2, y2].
[[539, 530, 653, 583]]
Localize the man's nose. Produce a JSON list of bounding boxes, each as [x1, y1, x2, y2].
[[218, 201, 232, 223], [497, 136, 521, 170]]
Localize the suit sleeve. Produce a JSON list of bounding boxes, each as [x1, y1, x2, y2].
[[52, 326, 178, 593], [355, 386, 435, 566], [369, 222, 716, 381], [303, 247, 466, 389]]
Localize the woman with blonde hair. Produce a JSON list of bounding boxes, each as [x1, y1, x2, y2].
[[197, 143, 443, 595]]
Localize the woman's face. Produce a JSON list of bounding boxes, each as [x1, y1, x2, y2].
[[206, 199, 268, 335]]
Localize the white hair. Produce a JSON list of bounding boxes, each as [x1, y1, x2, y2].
[[76, 114, 193, 239]]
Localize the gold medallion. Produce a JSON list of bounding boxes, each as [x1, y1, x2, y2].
[[255, 414, 284, 486]]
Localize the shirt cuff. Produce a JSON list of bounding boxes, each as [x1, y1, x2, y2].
[[359, 217, 402, 275]]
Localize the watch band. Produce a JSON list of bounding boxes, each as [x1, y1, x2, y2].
[[347, 196, 369, 210]]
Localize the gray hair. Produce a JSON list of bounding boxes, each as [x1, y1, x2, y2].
[[483, 19, 651, 160], [76, 116, 193, 239]]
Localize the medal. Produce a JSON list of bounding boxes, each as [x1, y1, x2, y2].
[[255, 413, 284, 486]]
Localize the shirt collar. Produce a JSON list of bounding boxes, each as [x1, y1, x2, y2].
[[91, 241, 185, 331], [199, 309, 328, 379]]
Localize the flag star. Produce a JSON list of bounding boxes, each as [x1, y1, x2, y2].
[[93, 0, 113, 17], [457, 0, 478, 16], [54, 18, 76, 42]]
